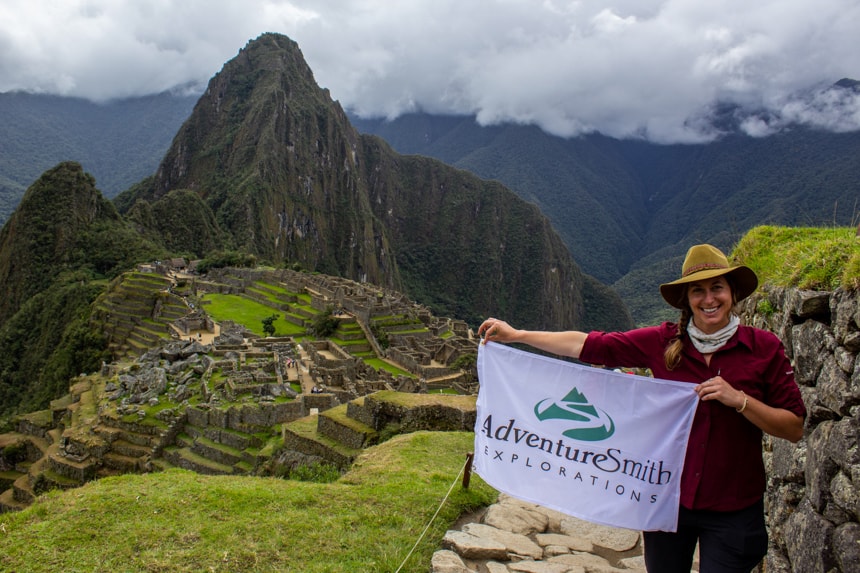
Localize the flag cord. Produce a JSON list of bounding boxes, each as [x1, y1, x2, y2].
[[394, 459, 466, 573]]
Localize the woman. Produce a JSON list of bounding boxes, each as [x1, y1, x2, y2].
[[478, 244, 805, 573]]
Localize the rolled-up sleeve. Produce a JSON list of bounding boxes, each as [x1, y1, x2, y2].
[[580, 324, 675, 374]]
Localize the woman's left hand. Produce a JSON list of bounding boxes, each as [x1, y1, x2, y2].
[[694, 375, 745, 410], [696, 376, 804, 443]]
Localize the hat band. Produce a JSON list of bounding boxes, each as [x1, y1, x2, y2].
[[683, 262, 728, 277]]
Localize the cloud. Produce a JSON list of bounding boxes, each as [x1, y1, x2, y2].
[[0, 0, 858, 143], [737, 83, 860, 137]]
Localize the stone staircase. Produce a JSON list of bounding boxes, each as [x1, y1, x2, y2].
[[331, 317, 373, 356], [92, 271, 190, 359], [164, 423, 262, 475]]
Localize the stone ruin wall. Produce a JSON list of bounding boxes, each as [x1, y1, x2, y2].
[[736, 286, 860, 572]]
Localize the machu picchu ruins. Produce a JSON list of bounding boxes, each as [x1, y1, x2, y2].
[[0, 265, 480, 513]]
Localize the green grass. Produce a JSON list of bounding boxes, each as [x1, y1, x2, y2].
[[202, 293, 307, 336], [363, 358, 413, 377], [0, 431, 496, 573], [428, 388, 460, 395], [252, 280, 291, 295], [245, 286, 284, 304], [734, 226, 860, 291]]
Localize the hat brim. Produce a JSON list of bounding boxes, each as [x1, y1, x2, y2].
[[659, 266, 758, 309]]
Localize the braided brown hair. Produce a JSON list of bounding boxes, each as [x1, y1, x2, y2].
[[663, 308, 691, 370]]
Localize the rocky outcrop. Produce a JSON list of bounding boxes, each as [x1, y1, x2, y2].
[[433, 494, 653, 573], [738, 286, 859, 573]]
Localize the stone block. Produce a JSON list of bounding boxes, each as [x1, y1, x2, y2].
[[833, 522, 860, 572], [784, 500, 837, 572], [483, 500, 549, 536], [805, 422, 839, 511], [792, 320, 834, 386], [442, 530, 508, 561], [817, 355, 858, 416], [791, 289, 832, 319]]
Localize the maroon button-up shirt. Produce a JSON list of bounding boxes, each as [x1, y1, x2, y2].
[[579, 322, 806, 512]]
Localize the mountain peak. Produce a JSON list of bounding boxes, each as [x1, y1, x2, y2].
[[834, 77, 860, 91], [0, 162, 110, 321], [113, 34, 591, 330]]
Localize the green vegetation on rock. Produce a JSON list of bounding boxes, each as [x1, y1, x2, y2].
[[734, 226, 860, 291]]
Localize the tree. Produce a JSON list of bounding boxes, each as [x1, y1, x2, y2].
[[311, 306, 340, 338], [262, 314, 278, 337]]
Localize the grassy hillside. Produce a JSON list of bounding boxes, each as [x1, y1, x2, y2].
[[0, 431, 496, 573], [734, 226, 860, 290]]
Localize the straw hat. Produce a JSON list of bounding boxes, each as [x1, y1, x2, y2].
[[659, 244, 758, 309]]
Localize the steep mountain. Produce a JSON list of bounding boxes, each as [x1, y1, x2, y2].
[[117, 33, 597, 330], [0, 91, 197, 225], [0, 162, 163, 416], [0, 162, 163, 324], [123, 185, 228, 257], [351, 109, 860, 323]]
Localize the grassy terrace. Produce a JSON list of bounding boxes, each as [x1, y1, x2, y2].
[[202, 293, 306, 337], [0, 432, 492, 573], [736, 226, 860, 290], [201, 289, 420, 377], [244, 286, 285, 305], [364, 358, 413, 377], [252, 280, 291, 295]]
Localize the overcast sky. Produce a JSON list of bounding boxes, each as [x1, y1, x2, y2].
[[1, 0, 858, 143]]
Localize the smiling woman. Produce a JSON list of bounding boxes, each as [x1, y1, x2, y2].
[[478, 243, 806, 573]]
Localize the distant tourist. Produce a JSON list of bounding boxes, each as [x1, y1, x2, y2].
[[479, 244, 806, 573]]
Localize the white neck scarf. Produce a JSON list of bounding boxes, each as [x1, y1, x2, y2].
[[687, 314, 739, 354]]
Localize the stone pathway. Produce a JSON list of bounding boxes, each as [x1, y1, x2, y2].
[[433, 493, 700, 572]]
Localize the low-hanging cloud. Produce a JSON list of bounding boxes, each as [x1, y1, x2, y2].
[[0, 0, 857, 143]]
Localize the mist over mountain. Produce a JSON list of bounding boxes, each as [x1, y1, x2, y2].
[[351, 100, 860, 324], [1, 35, 857, 329], [0, 91, 197, 224]]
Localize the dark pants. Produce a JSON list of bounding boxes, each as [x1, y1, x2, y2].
[[643, 499, 768, 573]]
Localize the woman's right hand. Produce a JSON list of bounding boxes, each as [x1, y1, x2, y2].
[[477, 318, 588, 358], [478, 317, 519, 344]]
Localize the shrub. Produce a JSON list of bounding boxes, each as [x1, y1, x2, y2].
[[757, 299, 777, 317], [288, 462, 341, 483], [311, 307, 340, 338]]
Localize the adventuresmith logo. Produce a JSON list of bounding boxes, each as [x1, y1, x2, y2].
[[478, 383, 674, 500], [534, 387, 615, 441]]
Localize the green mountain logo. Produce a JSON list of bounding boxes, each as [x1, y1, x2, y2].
[[534, 387, 615, 441]]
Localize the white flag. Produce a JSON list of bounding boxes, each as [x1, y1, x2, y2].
[[475, 342, 699, 532]]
